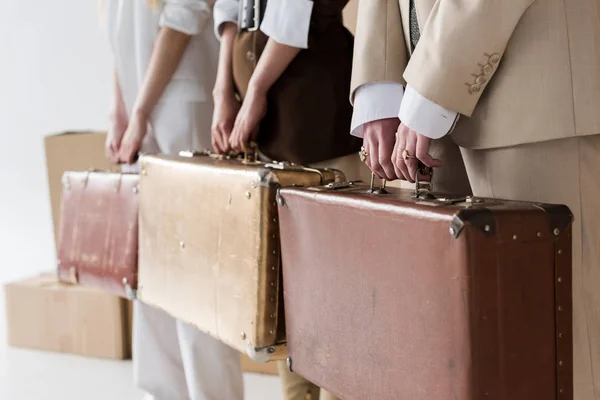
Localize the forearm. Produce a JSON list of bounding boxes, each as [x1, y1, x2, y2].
[[110, 69, 127, 121], [213, 22, 237, 96], [248, 39, 301, 93], [133, 27, 191, 118]]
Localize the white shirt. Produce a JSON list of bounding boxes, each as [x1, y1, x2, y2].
[[212, 0, 457, 139], [351, 83, 459, 140], [105, 0, 219, 114], [213, 0, 312, 47]]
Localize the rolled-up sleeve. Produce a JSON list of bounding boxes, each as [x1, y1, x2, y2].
[[160, 0, 211, 35], [260, 0, 313, 49], [213, 0, 239, 39]]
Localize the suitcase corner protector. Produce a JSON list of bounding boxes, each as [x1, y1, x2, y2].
[[450, 208, 496, 238]]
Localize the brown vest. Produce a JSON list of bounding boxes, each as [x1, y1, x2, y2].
[[232, 0, 361, 165]]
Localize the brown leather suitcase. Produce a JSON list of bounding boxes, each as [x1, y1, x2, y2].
[[277, 181, 573, 400], [136, 151, 343, 362], [57, 171, 139, 299]]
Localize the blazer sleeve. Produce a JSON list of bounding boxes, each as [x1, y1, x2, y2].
[[404, 0, 537, 117], [350, 0, 408, 104]]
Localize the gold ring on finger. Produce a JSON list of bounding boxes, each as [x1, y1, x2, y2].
[[359, 146, 368, 162], [401, 149, 416, 161]]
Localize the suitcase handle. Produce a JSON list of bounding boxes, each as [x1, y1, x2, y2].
[[367, 163, 435, 198]]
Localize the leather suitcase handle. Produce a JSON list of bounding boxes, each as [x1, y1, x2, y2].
[[368, 162, 435, 199]]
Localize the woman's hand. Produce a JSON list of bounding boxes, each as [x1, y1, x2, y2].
[[229, 84, 267, 153], [106, 111, 128, 164], [212, 90, 240, 154], [391, 123, 442, 182], [118, 111, 148, 164]]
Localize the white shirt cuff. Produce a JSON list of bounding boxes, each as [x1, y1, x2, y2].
[[260, 0, 313, 49], [350, 82, 404, 138], [213, 0, 239, 39], [399, 85, 459, 139], [159, 0, 210, 35]]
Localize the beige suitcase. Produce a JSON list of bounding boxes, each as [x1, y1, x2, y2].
[[137, 151, 343, 361]]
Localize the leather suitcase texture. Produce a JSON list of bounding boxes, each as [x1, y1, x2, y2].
[[57, 171, 139, 299], [277, 182, 573, 400], [136, 152, 343, 361]]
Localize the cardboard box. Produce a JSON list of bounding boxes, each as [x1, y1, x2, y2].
[[241, 354, 280, 375], [343, 0, 358, 34], [5, 274, 131, 359], [44, 131, 115, 251], [43, 131, 132, 357]]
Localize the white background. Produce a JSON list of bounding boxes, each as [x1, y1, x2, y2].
[[0, 1, 282, 399]]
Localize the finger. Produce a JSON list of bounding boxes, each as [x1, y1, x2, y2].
[[237, 125, 249, 153], [212, 128, 223, 153], [393, 129, 411, 182], [228, 126, 239, 152], [405, 131, 419, 182], [416, 136, 443, 168], [110, 144, 121, 164], [378, 137, 397, 181], [369, 140, 386, 179], [391, 138, 404, 181]]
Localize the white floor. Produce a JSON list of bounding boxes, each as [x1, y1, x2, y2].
[[0, 294, 283, 400]]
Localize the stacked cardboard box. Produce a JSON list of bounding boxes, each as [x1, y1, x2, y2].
[[4, 132, 131, 359]]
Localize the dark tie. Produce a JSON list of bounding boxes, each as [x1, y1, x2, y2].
[[409, 0, 420, 50]]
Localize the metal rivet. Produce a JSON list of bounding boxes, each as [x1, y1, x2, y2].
[[558, 305, 563, 311], [558, 277, 563, 283], [277, 197, 285, 206], [558, 249, 563, 255], [559, 332, 563, 339], [554, 228, 560, 236], [449, 227, 456, 236], [271, 266, 276, 271], [272, 250, 277, 255], [122, 277, 128, 285], [269, 330, 274, 335], [270, 314, 275, 319], [180, 241, 185, 249], [133, 185, 139, 194], [270, 297, 274, 303], [270, 282, 275, 287], [560, 388, 564, 394], [537, 232, 542, 237], [241, 332, 246, 340], [245, 191, 251, 199], [267, 347, 276, 354], [484, 225, 491, 232], [246, 51, 255, 61], [513, 235, 518, 240], [559, 360, 564, 367], [272, 218, 277, 223]]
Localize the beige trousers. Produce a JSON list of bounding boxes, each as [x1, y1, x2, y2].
[[275, 152, 370, 400], [430, 135, 600, 400], [460, 136, 600, 400]]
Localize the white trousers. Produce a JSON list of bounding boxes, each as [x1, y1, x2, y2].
[[133, 302, 244, 400], [131, 101, 244, 400]]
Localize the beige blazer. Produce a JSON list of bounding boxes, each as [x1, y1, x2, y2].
[[351, 0, 600, 150]]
